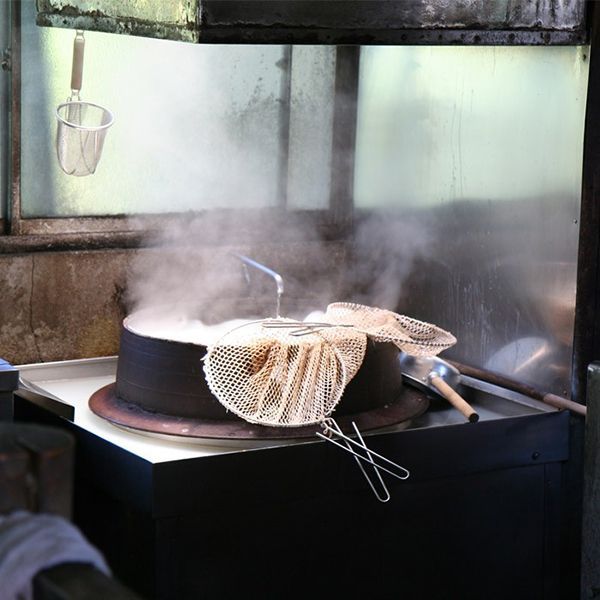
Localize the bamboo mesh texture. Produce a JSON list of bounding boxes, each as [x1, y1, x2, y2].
[[203, 304, 456, 427]]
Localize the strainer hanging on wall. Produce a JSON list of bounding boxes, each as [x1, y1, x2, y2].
[[56, 30, 114, 177]]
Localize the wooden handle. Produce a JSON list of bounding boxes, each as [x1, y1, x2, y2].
[[543, 393, 587, 417], [430, 376, 479, 423], [70, 31, 85, 96]]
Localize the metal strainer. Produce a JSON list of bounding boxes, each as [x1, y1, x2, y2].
[[56, 30, 114, 176]]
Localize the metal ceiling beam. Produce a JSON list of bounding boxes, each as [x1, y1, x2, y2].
[[35, 0, 588, 45]]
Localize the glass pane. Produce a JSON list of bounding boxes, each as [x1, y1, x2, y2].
[[20, 1, 287, 217], [355, 46, 588, 208]]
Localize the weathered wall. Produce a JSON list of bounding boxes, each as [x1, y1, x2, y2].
[[0, 250, 129, 365], [0, 242, 346, 365]]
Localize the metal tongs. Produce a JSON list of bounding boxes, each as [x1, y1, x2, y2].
[[316, 419, 410, 503], [262, 319, 355, 336]]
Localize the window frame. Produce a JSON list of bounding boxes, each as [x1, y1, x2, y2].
[[1, 1, 359, 252]]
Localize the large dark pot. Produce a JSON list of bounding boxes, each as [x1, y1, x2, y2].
[[115, 313, 405, 422]]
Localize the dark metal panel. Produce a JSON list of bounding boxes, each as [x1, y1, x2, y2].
[[0, 392, 13, 420], [142, 466, 553, 599], [33, 563, 143, 600], [0, 357, 16, 419], [13, 390, 571, 597], [574, 2, 600, 406], [152, 411, 569, 518], [329, 45, 359, 231], [194, 27, 588, 46], [35, 0, 588, 45], [13, 396, 155, 515], [581, 361, 600, 599], [543, 462, 564, 599], [201, 0, 586, 30], [0, 357, 18, 391]]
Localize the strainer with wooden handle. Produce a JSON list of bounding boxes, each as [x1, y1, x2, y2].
[[56, 30, 114, 176]]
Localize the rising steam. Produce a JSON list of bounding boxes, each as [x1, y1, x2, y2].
[[125, 210, 432, 326]]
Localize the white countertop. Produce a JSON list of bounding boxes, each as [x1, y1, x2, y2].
[[15, 355, 552, 467], [16, 357, 300, 464]]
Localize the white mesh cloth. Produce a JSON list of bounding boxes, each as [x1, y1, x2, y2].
[[203, 305, 456, 427], [324, 303, 456, 356], [203, 319, 367, 427]]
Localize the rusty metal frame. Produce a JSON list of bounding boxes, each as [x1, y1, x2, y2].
[[35, 0, 589, 46], [8, 0, 19, 236], [197, 28, 588, 46], [329, 46, 360, 234]]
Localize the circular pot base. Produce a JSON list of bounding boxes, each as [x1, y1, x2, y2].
[[89, 383, 429, 443]]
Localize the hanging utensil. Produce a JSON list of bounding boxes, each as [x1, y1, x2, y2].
[[399, 353, 479, 423], [55, 30, 114, 176]]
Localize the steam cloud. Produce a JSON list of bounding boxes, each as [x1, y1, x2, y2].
[[121, 45, 433, 324], [345, 212, 433, 310], [125, 211, 432, 324]]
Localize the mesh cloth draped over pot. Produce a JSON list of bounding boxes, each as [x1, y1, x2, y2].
[[203, 304, 456, 428], [324, 303, 456, 356], [203, 321, 367, 427]]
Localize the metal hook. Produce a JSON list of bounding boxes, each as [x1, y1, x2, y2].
[[316, 419, 410, 503]]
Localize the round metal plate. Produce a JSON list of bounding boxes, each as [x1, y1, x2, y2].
[[89, 383, 429, 442]]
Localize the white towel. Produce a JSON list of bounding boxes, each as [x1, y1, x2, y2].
[[0, 510, 110, 600]]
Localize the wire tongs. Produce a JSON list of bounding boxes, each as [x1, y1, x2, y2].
[[316, 418, 410, 503]]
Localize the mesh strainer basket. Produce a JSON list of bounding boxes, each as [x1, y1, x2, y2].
[[56, 101, 114, 176], [56, 30, 114, 177]]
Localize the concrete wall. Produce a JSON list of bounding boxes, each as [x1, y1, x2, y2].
[[0, 242, 346, 365], [0, 250, 130, 365]]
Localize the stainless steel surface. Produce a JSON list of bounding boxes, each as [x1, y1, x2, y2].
[[461, 376, 554, 413], [399, 353, 461, 390], [18, 376, 74, 420], [399, 353, 479, 422], [15, 357, 555, 455], [371, 187, 580, 400], [355, 47, 586, 398]]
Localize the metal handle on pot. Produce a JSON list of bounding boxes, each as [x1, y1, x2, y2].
[[233, 254, 284, 318]]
